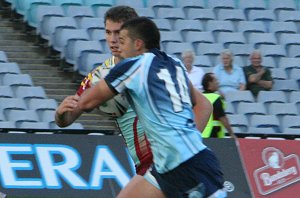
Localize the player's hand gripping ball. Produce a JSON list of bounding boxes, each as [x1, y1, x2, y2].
[[91, 66, 129, 118]]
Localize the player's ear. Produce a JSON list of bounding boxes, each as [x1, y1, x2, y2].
[[135, 38, 145, 51]]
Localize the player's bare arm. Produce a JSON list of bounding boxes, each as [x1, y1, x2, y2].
[[78, 79, 116, 112], [190, 81, 213, 132], [55, 95, 83, 127]]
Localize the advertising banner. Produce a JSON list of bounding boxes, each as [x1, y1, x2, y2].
[[0, 133, 134, 198], [238, 138, 300, 198]]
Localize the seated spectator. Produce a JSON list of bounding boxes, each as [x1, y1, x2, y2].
[[201, 73, 235, 138], [182, 50, 205, 91], [243, 50, 273, 97], [213, 49, 246, 96]]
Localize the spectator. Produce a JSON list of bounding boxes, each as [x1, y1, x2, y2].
[[201, 73, 235, 138], [213, 49, 246, 96], [182, 50, 205, 91], [243, 50, 273, 97]]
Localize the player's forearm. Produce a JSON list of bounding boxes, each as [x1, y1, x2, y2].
[[55, 110, 80, 127]]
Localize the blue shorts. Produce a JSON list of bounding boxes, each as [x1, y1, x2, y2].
[[150, 148, 225, 198]]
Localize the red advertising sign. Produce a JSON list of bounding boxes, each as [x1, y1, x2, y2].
[[238, 138, 300, 198]]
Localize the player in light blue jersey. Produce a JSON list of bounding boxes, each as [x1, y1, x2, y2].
[[78, 17, 226, 198]]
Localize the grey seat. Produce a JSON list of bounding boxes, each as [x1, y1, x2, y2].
[[271, 68, 288, 80], [174, 19, 203, 33], [6, 109, 39, 123], [187, 8, 215, 22], [0, 121, 16, 128], [273, 79, 299, 92], [51, 122, 84, 130], [34, 5, 65, 31], [237, 21, 266, 38], [269, 22, 297, 35], [152, 19, 172, 31], [229, 44, 254, 57], [193, 55, 212, 68], [259, 45, 286, 58], [165, 42, 194, 58], [206, 20, 235, 33], [257, 91, 287, 106], [268, 0, 296, 13], [224, 90, 255, 105], [27, 98, 58, 111], [268, 103, 298, 119], [281, 115, 300, 130], [177, 0, 205, 14], [0, 98, 27, 111], [39, 110, 56, 123], [207, 0, 236, 11], [160, 30, 183, 44], [184, 31, 214, 45], [156, 8, 185, 20], [0, 62, 21, 76], [15, 86, 47, 101], [196, 43, 224, 56], [260, 57, 276, 69], [147, 0, 175, 12], [237, 102, 267, 119], [279, 57, 300, 72], [18, 121, 50, 129], [135, 8, 155, 19], [248, 33, 277, 48], [217, 9, 246, 21], [2, 74, 33, 87], [247, 127, 278, 134], [0, 86, 14, 98], [250, 115, 281, 133], [248, 10, 276, 22], [217, 32, 246, 48], [64, 5, 95, 20], [115, 0, 144, 8], [227, 114, 249, 132]]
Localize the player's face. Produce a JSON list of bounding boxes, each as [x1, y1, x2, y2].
[[119, 29, 139, 59], [105, 20, 123, 57]]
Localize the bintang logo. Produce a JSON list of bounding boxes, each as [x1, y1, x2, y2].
[[253, 147, 300, 195]]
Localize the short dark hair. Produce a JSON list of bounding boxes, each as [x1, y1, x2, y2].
[[120, 17, 160, 50], [104, 6, 138, 24], [202, 72, 214, 91]]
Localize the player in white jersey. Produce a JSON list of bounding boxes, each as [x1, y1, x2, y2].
[[78, 17, 226, 198]]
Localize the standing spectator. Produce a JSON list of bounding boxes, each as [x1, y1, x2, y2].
[[243, 50, 273, 97], [182, 50, 205, 91], [201, 73, 235, 138], [213, 49, 246, 96]]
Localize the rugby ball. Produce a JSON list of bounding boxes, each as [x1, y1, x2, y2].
[[91, 66, 129, 118]]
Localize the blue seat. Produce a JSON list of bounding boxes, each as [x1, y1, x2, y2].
[[15, 0, 52, 16], [217, 32, 246, 48], [115, 0, 144, 8], [268, 103, 298, 119], [146, 0, 175, 11], [0, 51, 8, 63], [34, 5, 65, 31], [217, 9, 246, 21], [51, 122, 84, 129], [39, 16, 77, 41], [277, 10, 300, 22], [6, 109, 39, 124], [247, 127, 278, 134], [281, 115, 300, 130], [52, 0, 83, 11], [94, 6, 111, 18], [250, 115, 281, 133], [82, 0, 114, 10], [207, 0, 236, 11], [280, 33, 300, 49], [196, 43, 223, 56], [23, 0, 53, 27], [257, 91, 287, 106], [50, 28, 90, 55], [15, 86, 47, 101], [227, 114, 249, 132], [0, 98, 27, 111], [289, 69, 300, 86], [0, 86, 14, 98], [0, 62, 21, 76], [267, 0, 296, 12], [77, 52, 111, 76], [248, 33, 277, 48], [0, 121, 16, 128], [160, 31, 183, 47], [89, 29, 106, 41], [237, 102, 267, 118], [260, 57, 276, 69], [64, 40, 103, 66], [27, 98, 58, 111], [187, 8, 215, 22], [39, 110, 56, 123], [248, 10, 276, 22], [259, 45, 286, 58], [77, 17, 105, 33], [269, 22, 297, 35], [279, 57, 300, 72], [237, 21, 266, 36], [224, 90, 255, 109], [152, 19, 172, 31], [224, 101, 235, 114], [19, 121, 50, 129], [289, 92, 300, 114], [184, 31, 215, 45], [271, 68, 288, 80], [176, 0, 205, 14], [288, 45, 300, 58], [206, 20, 235, 33], [2, 74, 33, 87], [193, 55, 212, 68], [273, 79, 299, 92], [229, 44, 254, 57], [135, 8, 155, 19], [164, 42, 194, 58], [156, 7, 185, 20], [64, 5, 95, 20], [174, 19, 203, 32], [238, 0, 266, 15]]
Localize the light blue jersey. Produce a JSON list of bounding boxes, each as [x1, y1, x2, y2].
[[105, 49, 207, 173]]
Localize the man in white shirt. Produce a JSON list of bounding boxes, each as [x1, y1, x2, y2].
[[182, 50, 205, 91]]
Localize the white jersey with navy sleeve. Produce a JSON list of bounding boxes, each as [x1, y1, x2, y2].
[[105, 49, 207, 173]]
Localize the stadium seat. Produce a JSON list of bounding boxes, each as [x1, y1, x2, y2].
[[289, 69, 300, 84], [18, 121, 50, 129], [77, 17, 105, 33], [250, 115, 281, 133], [0, 51, 8, 63], [27, 98, 58, 111], [2, 74, 34, 87], [288, 45, 300, 58], [271, 68, 288, 80], [0, 86, 14, 98], [115, 0, 144, 8], [0, 98, 27, 111], [176, 0, 205, 14], [15, 0, 52, 16], [227, 114, 249, 132], [94, 6, 111, 18], [281, 115, 300, 130], [77, 52, 111, 76], [237, 102, 267, 119], [196, 43, 223, 56], [248, 33, 277, 48], [184, 31, 214, 46], [272, 79, 299, 92], [237, 21, 266, 38], [0, 62, 21, 76], [247, 127, 278, 134], [259, 45, 286, 58], [238, 0, 266, 15], [64, 5, 95, 20], [52, 0, 83, 11], [23, 0, 53, 27], [207, 0, 236, 12], [64, 40, 102, 65], [15, 86, 47, 101], [278, 57, 300, 73], [224, 101, 235, 114], [146, 0, 175, 10], [260, 57, 277, 69], [193, 55, 212, 68], [160, 31, 183, 45], [268, 103, 298, 120], [51, 122, 84, 129], [269, 22, 297, 36], [217, 9, 246, 21], [156, 7, 185, 21], [135, 8, 155, 19], [39, 16, 77, 41], [50, 28, 90, 55], [247, 10, 276, 22], [34, 5, 65, 31], [279, 34, 300, 51], [267, 0, 296, 12], [224, 90, 255, 106], [152, 19, 172, 31], [233, 56, 246, 67], [282, 128, 300, 135], [174, 19, 204, 33], [82, 0, 114, 11], [89, 29, 106, 42], [289, 91, 300, 104], [6, 109, 39, 123], [206, 20, 235, 33], [0, 121, 16, 128], [164, 42, 194, 58], [229, 44, 254, 57], [257, 91, 287, 106], [217, 32, 246, 48], [39, 110, 56, 123], [277, 10, 300, 22], [186, 8, 215, 22]]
